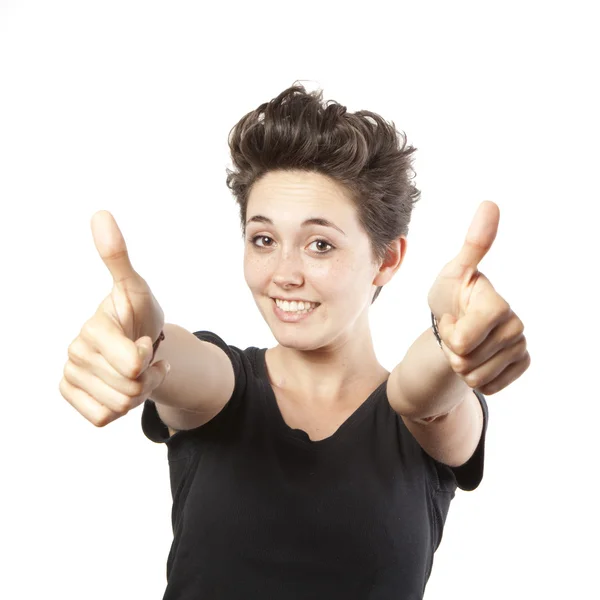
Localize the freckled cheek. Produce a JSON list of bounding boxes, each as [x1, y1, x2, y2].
[[243, 253, 352, 293], [323, 259, 359, 290], [244, 255, 273, 291]]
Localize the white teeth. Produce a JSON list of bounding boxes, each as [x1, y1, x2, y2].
[[275, 298, 318, 312]]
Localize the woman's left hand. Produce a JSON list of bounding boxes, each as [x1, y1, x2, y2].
[[426, 201, 531, 395]]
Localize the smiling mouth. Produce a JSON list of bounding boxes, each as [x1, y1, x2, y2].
[[271, 297, 321, 315], [270, 297, 320, 304]]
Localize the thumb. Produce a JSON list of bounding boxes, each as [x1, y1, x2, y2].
[[436, 313, 458, 351], [91, 210, 140, 286], [134, 338, 170, 381], [135, 336, 153, 373], [454, 201, 500, 275], [131, 357, 170, 410]]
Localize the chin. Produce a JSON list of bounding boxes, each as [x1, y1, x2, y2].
[[275, 339, 322, 353], [268, 326, 318, 348]]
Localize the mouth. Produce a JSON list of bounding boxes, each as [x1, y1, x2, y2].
[[270, 297, 321, 308], [270, 297, 321, 321]]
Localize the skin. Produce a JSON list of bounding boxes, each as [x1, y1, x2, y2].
[[243, 169, 408, 422]]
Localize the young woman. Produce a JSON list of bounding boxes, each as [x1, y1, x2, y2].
[[61, 84, 529, 599]]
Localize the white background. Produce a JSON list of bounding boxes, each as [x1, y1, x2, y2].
[[1, 1, 598, 598]]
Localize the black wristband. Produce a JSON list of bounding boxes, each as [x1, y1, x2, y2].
[[151, 330, 165, 363], [431, 312, 443, 349]]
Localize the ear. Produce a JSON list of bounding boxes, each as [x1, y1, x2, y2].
[[373, 237, 407, 287]]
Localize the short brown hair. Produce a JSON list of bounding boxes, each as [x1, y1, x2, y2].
[[226, 83, 421, 304]]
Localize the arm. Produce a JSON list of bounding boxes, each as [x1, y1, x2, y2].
[[149, 323, 235, 434], [386, 326, 484, 468]]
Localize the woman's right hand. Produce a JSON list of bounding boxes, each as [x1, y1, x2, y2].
[[59, 211, 171, 427]]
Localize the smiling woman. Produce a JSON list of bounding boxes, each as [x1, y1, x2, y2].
[[136, 83, 490, 599], [241, 168, 401, 355], [227, 85, 422, 306]]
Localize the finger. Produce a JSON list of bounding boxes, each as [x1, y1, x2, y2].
[[68, 336, 150, 398], [441, 304, 511, 356], [63, 359, 137, 415], [91, 210, 140, 286], [59, 376, 121, 427], [477, 351, 531, 396], [462, 336, 528, 390], [443, 313, 525, 375], [62, 357, 167, 416], [80, 312, 144, 379]]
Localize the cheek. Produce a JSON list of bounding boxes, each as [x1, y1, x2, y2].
[[242, 255, 256, 287], [324, 257, 363, 289], [243, 254, 269, 289]]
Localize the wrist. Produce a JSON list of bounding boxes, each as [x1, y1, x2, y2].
[[151, 330, 165, 363]]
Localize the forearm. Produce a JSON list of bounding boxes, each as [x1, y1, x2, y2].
[[150, 323, 234, 416], [386, 325, 483, 466], [386, 326, 472, 421]]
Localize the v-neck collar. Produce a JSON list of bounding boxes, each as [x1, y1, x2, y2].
[[255, 347, 389, 448]]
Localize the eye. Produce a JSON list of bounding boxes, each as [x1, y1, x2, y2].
[[250, 236, 335, 254], [251, 235, 274, 248], [308, 239, 334, 254]]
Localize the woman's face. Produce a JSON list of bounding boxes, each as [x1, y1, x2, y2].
[[243, 170, 404, 351]]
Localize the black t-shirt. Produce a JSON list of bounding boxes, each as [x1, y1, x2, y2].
[[142, 331, 488, 600]]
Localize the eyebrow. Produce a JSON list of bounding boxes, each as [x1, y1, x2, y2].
[[245, 215, 346, 236]]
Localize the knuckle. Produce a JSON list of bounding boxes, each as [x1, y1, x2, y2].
[[128, 359, 144, 381], [479, 382, 493, 395], [63, 360, 76, 382], [498, 301, 511, 319], [454, 339, 469, 356], [67, 338, 84, 363], [81, 318, 97, 340], [113, 394, 134, 415], [501, 329, 516, 347], [517, 336, 528, 356], [58, 377, 70, 399], [464, 371, 480, 388], [128, 379, 145, 398], [67, 340, 76, 360], [450, 354, 469, 374], [93, 411, 113, 428], [500, 316, 524, 347]]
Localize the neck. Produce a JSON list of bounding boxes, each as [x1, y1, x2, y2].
[[266, 327, 389, 408]]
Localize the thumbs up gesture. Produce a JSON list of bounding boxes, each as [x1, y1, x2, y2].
[[59, 211, 170, 426], [426, 201, 531, 396]]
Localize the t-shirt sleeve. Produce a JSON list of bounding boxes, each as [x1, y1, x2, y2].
[[447, 388, 488, 491], [141, 330, 246, 445]]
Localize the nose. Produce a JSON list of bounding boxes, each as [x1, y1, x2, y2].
[[272, 247, 304, 288]]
